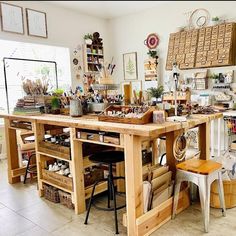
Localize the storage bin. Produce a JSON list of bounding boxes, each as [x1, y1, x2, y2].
[[210, 179, 236, 208], [43, 184, 60, 203], [58, 190, 74, 209]]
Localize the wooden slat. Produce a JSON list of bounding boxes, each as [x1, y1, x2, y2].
[[136, 187, 190, 236], [4, 118, 20, 183], [124, 134, 143, 236], [70, 128, 86, 214], [177, 159, 222, 175], [84, 181, 107, 199], [198, 121, 210, 160]]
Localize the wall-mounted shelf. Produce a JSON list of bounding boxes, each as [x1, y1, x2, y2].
[[83, 44, 104, 73]]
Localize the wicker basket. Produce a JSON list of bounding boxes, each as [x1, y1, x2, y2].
[[43, 184, 60, 203], [210, 179, 236, 209], [58, 190, 74, 209]]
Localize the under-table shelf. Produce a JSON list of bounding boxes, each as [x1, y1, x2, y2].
[[74, 138, 124, 148], [38, 151, 72, 163], [41, 179, 73, 194]]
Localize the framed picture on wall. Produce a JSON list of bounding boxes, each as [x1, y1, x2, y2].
[[26, 8, 47, 38], [123, 52, 138, 80], [0, 2, 24, 34]]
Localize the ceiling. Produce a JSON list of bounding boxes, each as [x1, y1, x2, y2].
[[47, 1, 170, 20]]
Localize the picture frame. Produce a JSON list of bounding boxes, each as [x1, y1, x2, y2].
[[26, 8, 47, 38], [123, 52, 138, 80], [0, 2, 24, 34]]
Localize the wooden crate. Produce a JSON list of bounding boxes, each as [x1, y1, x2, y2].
[[123, 186, 190, 235], [10, 120, 32, 130], [42, 169, 73, 192], [98, 105, 154, 125], [103, 135, 120, 145], [39, 141, 70, 160], [210, 179, 236, 209]]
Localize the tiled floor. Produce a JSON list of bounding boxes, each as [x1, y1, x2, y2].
[[0, 159, 236, 236]]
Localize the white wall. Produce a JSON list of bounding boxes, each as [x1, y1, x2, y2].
[[0, 1, 110, 88], [108, 1, 236, 86]]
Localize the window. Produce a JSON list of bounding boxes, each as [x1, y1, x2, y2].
[[0, 39, 71, 120]]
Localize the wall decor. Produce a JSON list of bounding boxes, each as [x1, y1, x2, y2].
[[189, 8, 210, 29], [123, 52, 138, 80], [144, 33, 159, 49], [144, 57, 158, 81], [26, 8, 47, 38], [131, 81, 142, 92], [0, 2, 24, 34], [166, 22, 236, 70]]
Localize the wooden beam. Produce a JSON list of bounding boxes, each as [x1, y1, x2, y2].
[[34, 122, 45, 196], [198, 121, 210, 160], [124, 134, 143, 236], [4, 118, 20, 184], [70, 128, 86, 214]]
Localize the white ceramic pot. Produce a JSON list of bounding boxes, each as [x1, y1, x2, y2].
[[85, 39, 92, 45]]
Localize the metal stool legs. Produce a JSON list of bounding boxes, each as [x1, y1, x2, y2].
[[217, 171, 226, 217], [84, 180, 101, 225], [172, 169, 226, 233], [84, 163, 125, 234], [23, 153, 37, 184]]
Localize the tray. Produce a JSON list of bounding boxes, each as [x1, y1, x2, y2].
[[98, 105, 154, 125]]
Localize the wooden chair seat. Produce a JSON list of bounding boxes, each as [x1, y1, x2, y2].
[[176, 159, 222, 175]]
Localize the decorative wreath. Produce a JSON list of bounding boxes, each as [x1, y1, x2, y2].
[[144, 33, 159, 49], [189, 8, 210, 29]]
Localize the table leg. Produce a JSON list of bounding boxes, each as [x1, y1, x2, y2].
[[217, 118, 221, 157], [4, 118, 20, 184], [70, 128, 86, 214], [210, 120, 214, 157], [199, 121, 210, 160], [34, 123, 45, 197], [124, 134, 143, 236]]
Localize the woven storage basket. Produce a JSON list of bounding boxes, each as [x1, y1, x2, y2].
[[58, 190, 74, 209], [210, 179, 236, 209], [43, 184, 60, 203]]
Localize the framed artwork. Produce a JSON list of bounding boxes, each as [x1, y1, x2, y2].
[[0, 2, 24, 34], [131, 81, 142, 92], [26, 8, 47, 38], [123, 52, 138, 80]]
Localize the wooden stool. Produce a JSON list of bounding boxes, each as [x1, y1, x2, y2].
[[172, 159, 226, 233]]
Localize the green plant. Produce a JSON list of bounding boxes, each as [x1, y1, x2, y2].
[[212, 16, 219, 21], [51, 96, 60, 110], [147, 50, 158, 58], [84, 33, 93, 40], [209, 73, 219, 80], [53, 88, 64, 96], [147, 85, 164, 99]]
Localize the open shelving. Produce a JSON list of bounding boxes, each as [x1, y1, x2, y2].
[[83, 44, 104, 73]]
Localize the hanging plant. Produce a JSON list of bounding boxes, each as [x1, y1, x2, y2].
[[147, 50, 158, 59]]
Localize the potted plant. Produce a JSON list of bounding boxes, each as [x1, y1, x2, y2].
[[51, 96, 60, 114], [147, 85, 164, 105], [209, 73, 219, 84], [212, 16, 220, 25], [84, 33, 93, 45]]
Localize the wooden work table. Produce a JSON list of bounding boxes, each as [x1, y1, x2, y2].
[[0, 112, 222, 236]]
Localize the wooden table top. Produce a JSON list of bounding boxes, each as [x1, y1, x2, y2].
[[0, 113, 222, 137]]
